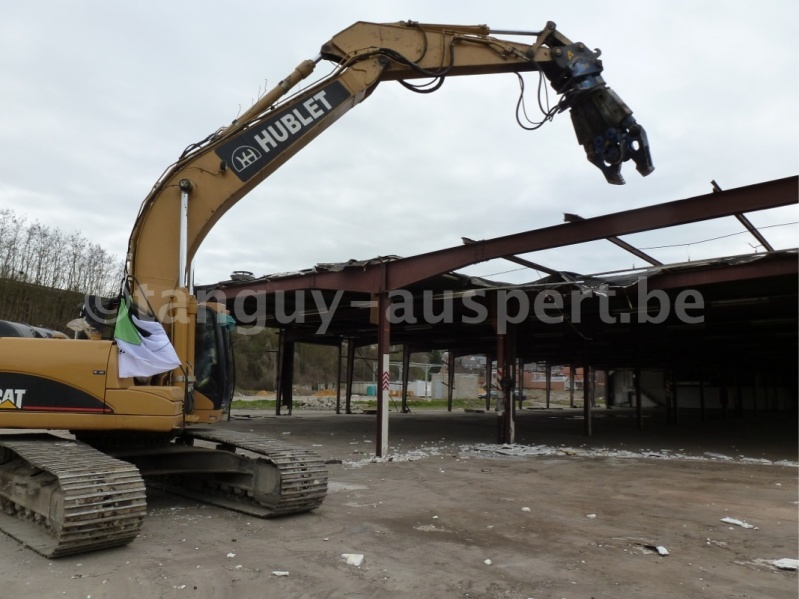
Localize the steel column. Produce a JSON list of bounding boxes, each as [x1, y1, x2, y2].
[[275, 330, 285, 416], [635, 365, 643, 430], [346, 339, 355, 414], [376, 290, 391, 457], [569, 367, 575, 408], [583, 363, 592, 437], [401, 345, 411, 413], [495, 332, 515, 444], [447, 350, 455, 412], [335, 340, 343, 414], [485, 358, 493, 411]]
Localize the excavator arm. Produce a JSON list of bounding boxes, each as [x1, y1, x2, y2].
[[128, 20, 653, 321], [320, 21, 653, 180]]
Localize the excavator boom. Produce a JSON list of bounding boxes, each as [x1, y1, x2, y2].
[[129, 20, 653, 321]]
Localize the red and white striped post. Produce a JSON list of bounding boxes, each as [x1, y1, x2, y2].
[[376, 289, 391, 456]]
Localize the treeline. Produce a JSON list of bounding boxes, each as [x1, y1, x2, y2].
[[0, 278, 85, 333], [0, 208, 124, 333], [0, 208, 123, 297]]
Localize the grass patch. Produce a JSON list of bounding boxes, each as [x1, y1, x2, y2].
[[230, 397, 492, 411], [397, 399, 488, 410]]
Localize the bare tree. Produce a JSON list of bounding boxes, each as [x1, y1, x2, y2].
[[0, 208, 124, 322]]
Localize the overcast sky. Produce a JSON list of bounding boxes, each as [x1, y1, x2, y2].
[[1, 1, 797, 287]]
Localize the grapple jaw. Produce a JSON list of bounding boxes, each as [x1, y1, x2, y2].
[[549, 42, 655, 184], [569, 87, 655, 185]]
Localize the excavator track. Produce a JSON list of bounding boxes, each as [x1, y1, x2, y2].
[[0, 435, 147, 558], [145, 428, 327, 518]]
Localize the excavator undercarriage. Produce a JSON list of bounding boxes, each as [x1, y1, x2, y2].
[[118, 429, 328, 519], [0, 431, 327, 557], [0, 435, 146, 558]]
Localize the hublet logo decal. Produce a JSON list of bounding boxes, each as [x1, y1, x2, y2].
[[215, 80, 351, 182]]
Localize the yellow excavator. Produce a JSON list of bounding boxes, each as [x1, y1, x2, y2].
[[0, 20, 653, 557]]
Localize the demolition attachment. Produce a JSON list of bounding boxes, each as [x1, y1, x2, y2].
[[546, 40, 655, 184]]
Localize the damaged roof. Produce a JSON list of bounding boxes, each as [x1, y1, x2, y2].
[[205, 176, 797, 375]]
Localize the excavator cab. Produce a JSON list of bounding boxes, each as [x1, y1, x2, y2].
[[194, 303, 235, 412], [78, 291, 235, 413]]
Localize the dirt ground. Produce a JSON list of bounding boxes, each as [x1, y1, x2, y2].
[[0, 406, 796, 599]]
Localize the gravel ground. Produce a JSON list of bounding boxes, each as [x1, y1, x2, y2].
[[0, 407, 796, 599]]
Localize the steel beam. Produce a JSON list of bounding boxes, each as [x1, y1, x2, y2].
[[215, 176, 796, 296], [713, 179, 776, 252], [385, 176, 796, 290], [462, 236, 559, 275], [563, 212, 662, 265]]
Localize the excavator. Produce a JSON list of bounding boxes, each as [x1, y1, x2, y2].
[[0, 20, 653, 557]]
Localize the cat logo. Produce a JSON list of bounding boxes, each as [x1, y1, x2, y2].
[[0, 388, 26, 409]]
